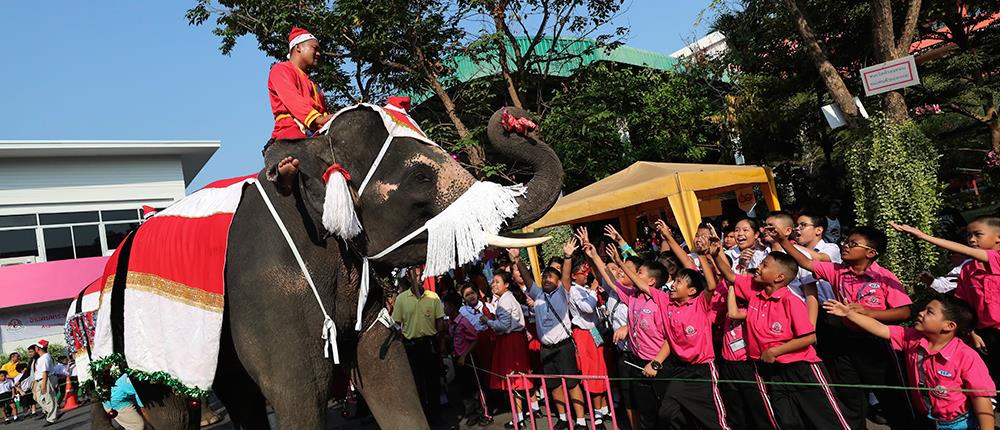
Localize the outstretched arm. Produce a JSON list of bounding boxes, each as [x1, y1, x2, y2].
[[509, 248, 532, 288], [583, 243, 621, 298], [713, 245, 737, 284], [823, 300, 891, 340], [561, 237, 578, 292], [890, 222, 990, 263], [612, 244, 650, 297], [655, 219, 695, 269], [695, 237, 718, 305], [768, 227, 815, 273], [727, 282, 746, 320]]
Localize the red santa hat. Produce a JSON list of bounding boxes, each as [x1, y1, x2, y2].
[[141, 205, 157, 220], [37, 339, 49, 347], [288, 27, 317, 52]]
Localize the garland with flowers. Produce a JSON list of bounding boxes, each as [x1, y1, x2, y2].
[[88, 354, 210, 401]]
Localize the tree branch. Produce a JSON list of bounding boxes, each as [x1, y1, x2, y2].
[[896, 0, 923, 54]]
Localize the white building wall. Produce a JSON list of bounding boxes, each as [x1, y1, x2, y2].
[[0, 155, 186, 216]]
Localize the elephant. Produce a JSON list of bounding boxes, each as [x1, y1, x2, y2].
[[86, 105, 563, 430]]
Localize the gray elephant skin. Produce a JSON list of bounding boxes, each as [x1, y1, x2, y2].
[[87, 106, 563, 430]]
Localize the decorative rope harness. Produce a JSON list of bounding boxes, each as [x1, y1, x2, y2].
[[257, 103, 527, 363]]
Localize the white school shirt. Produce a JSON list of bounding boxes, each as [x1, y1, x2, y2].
[[485, 291, 525, 335], [568, 283, 599, 330], [772, 244, 817, 302], [33, 354, 53, 381], [527, 283, 574, 346], [603, 281, 630, 351], [0, 379, 13, 394], [725, 247, 767, 273], [460, 302, 490, 332]]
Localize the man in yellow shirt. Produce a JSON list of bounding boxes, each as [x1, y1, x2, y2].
[[392, 267, 445, 424], [0, 353, 20, 379]]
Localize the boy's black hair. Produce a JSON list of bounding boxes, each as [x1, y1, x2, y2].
[[27, 344, 36, 351], [970, 216, 1000, 231], [767, 252, 800, 280], [14, 363, 27, 372], [542, 266, 561, 281], [936, 295, 977, 337], [546, 256, 563, 267], [799, 212, 828, 231], [624, 256, 644, 269], [850, 226, 887, 258], [675, 268, 707, 295], [0, 370, 7, 376], [766, 211, 795, 228], [640, 260, 670, 288], [722, 224, 736, 234], [441, 292, 463, 309], [697, 222, 713, 231]]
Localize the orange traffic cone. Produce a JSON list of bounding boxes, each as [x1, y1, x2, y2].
[[62, 379, 81, 411]]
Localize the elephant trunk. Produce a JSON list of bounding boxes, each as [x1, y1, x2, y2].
[[486, 107, 564, 231]]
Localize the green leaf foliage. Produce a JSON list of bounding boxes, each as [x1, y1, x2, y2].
[[543, 63, 724, 192], [844, 113, 942, 285]]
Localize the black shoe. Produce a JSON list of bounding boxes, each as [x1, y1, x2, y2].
[[593, 421, 607, 430], [572, 425, 589, 430], [42, 422, 57, 427], [552, 421, 570, 430], [533, 410, 543, 419], [504, 420, 524, 429], [464, 415, 481, 426], [477, 416, 494, 427]]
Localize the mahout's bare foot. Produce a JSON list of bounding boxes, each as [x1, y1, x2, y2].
[[276, 156, 299, 195]]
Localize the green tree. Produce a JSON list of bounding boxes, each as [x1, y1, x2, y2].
[[543, 63, 724, 192]]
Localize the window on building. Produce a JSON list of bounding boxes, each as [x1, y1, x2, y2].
[[104, 222, 139, 250], [73, 225, 102, 258], [0, 214, 37, 228], [0, 229, 38, 259], [40, 211, 98, 225], [43, 227, 74, 261], [101, 209, 139, 222]]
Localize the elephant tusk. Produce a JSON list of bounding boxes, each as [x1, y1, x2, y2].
[[483, 232, 552, 248]]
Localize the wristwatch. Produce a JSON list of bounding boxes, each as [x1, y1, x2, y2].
[[649, 360, 662, 371]]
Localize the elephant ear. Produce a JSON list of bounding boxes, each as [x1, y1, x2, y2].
[[262, 138, 331, 239]]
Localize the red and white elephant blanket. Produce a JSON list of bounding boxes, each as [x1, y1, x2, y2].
[[70, 175, 256, 395]]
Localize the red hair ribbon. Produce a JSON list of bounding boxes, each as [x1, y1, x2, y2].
[[322, 163, 352, 183], [500, 109, 537, 135]]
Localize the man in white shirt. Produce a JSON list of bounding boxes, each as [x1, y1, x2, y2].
[[30, 341, 58, 426], [524, 263, 586, 429]]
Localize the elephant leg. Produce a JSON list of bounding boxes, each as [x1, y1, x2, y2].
[[213, 311, 271, 430], [352, 323, 429, 430]]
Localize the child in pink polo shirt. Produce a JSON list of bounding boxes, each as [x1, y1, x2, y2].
[[891, 217, 1000, 389], [825, 295, 995, 430], [614, 237, 731, 430], [443, 292, 482, 425], [715, 249, 850, 430], [776, 226, 915, 429]]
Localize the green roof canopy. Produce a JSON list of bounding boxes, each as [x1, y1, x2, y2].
[[411, 37, 677, 104]]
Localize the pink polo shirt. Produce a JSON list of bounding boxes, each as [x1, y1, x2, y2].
[[954, 250, 1000, 329], [720, 315, 748, 362], [733, 275, 820, 363], [812, 261, 912, 311], [618, 283, 668, 361], [889, 326, 995, 420], [649, 288, 715, 364]]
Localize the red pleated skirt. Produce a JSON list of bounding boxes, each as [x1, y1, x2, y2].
[[572, 327, 609, 393], [488, 330, 533, 391]]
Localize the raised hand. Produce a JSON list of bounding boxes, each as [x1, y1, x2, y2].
[[707, 223, 720, 242], [605, 243, 622, 263], [507, 247, 520, 261], [654, 219, 671, 237], [575, 226, 590, 245], [888, 222, 926, 239], [582, 242, 598, 259], [563, 237, 579, 258], [604, 225, 623, 243], [822, 299, 851, 317]]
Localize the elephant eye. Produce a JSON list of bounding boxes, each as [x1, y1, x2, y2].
[[413, 170, 432, 183]]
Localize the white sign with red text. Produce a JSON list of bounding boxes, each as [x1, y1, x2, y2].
[[860, 55, 920, 96]]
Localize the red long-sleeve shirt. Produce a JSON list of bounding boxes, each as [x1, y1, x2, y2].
[[268, 62, 327, 139]]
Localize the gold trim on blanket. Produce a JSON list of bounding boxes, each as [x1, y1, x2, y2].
[[124, 272, 224, 313]]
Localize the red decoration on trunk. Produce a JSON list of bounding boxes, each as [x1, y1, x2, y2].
[[500, 109, 537, 135]]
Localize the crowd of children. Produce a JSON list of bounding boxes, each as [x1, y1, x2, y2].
[[405, 208, 1000, 430]]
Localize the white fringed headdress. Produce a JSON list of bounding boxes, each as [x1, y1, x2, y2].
[[317, 99, 526, 330]]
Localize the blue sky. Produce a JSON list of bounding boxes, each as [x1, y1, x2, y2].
[[1, 1, 716, 190]]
